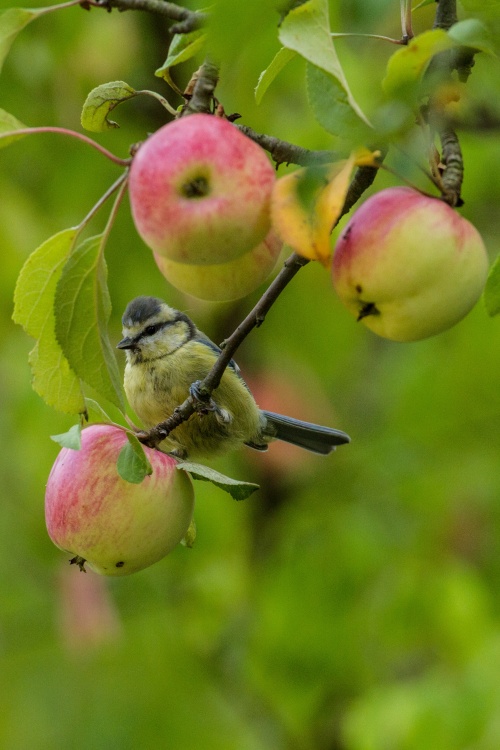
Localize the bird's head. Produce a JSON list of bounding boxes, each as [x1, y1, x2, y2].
[[117, 296, 195, 364]]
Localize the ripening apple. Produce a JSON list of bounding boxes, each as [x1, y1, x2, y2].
[[45, 424, 195, 576], [128, 113, 276, 265], [332, 187, 489, 342], [153, 230, 283, 301]]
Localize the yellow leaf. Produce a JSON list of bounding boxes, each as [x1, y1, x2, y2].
[[271, 156, 355, 267], [353, 147, 382, 167]]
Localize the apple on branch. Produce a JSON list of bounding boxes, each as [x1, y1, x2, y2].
[[128, 113, 276, 265], [332, 187, 489, 342], [153, 229, 282, 301], [45, 425, 195, 576]]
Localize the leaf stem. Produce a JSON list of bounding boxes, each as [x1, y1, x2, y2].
[[136, 90, 178, 117], [78, 172, 129, 233], [0, 127, 131, 166], [99, 174, 130, 253], [330, 32, 407, 45]]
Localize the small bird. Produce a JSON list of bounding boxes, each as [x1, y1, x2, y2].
[[117, 296, 350, 460]]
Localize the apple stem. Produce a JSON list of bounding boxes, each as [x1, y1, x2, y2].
[[78, 172, 129, 233]]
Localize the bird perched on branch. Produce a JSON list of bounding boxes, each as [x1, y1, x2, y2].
[[117, 296, 350, 460]]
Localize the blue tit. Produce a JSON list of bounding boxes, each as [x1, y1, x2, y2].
[[117, 296, 350, 459]]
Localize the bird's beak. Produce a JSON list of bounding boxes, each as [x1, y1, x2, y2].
[[117, 336, 135, 350]]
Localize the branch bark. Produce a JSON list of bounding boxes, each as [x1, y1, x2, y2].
[[425, 0, 466, 206], [87, 0, 207, 32]]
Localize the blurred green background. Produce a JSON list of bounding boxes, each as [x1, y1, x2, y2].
[[1, 0, 500, 748]]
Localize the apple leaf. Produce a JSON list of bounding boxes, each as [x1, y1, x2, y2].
[[117, 433, 153, 484], [180, 517, 196, 548], [13, 228, 86, 414], [81, 81, 137, 132], [176, 462, 259, 501], [84, 398, 120, 426], [448, 19, 495, 55], [0, 7, 39, 74], [255, 47, 296, 104], [306, 63, 371, 141], [0, 108, 26, 148], [412, 0, 435, 9], [279, 0, 371, 128], [484, 254, 500, 316], [382, 29, 454, 98], [155, 29, 207, 92], [271, 156, 356, 267], [54, 234, 125, 411], [51, 423, 82, 450]]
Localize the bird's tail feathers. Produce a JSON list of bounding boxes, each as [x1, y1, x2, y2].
[[262, 411, 350, 455]]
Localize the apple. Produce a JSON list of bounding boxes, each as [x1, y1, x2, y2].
[[332, 187, 489, 342], [128, 113, 276, 265], [153, 230, 283, 301], [45, 424, 195, 576]]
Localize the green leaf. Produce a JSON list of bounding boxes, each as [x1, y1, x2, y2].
[[484, 254, 500, 316], [448, 19, 495, 55], [180, 517, 196, 548], [383, 29, 453, 97], [0, 7, 38, 74], [412, 0, 435, 9], [81, 81, 137, 132], [84, 398, 115, 425], [176, 462, 259, 501], [117, 433, 153, 484], [255, 47, 296, 104], [0, 108, 26, 148], [279, 0, 371, 127], [51, 423, 82, 450], [54, 234, 125, 411], [306, 62, 371, 141], [155, 29, 207, 91], [12, 228, 86, 414]]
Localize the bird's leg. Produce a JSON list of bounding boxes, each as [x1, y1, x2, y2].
[[189, 380, 232, 424]]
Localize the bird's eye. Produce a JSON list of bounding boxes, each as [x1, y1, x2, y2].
[[144, 324, 161, 336]]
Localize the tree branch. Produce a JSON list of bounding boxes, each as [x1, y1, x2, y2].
[[236, 125, 341, 167], [425, 0, 466, 206], [87, 0, 207, 32], [180, 61, 220, 116]]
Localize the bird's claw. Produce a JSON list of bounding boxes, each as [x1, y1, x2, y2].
[[189, 380, 232, 424]]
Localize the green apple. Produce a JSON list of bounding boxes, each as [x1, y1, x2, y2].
[[128, 113, 276, 265], [153, 230, 282, 301], [45, 424, 194, 576], [332, 187, 489, 342]]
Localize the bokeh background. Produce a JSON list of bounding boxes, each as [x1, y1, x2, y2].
[[1, 0, 500, 747]]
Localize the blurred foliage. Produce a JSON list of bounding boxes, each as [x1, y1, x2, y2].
[[1, 0, 500, 748]]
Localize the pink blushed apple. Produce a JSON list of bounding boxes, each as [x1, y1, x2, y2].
[[332, 187, 489, 342], [153, 230, 283, 301], [45, 424, 194, 576], [128, 114, 276, 265]]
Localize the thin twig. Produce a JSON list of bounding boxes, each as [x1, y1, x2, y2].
[[87, 0, 207, 32], [0, 127, 130, 166], [237, 125, 341, 167]]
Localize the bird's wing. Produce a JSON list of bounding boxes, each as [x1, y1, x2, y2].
[[194, 332, 241, 375]]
